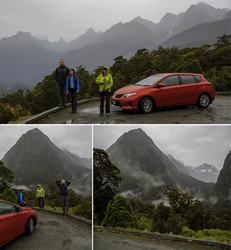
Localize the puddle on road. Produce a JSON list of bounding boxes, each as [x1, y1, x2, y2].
[[81, 107, 99, 113], [40, 219, 61, 227], [81, 106, 122, 114]]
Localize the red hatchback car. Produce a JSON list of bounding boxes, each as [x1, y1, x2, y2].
[[112, 73, 215, 113], [0, 199, 37, 247]]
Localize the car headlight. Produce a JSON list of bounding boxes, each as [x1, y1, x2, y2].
[[122, 93, 137, 98]]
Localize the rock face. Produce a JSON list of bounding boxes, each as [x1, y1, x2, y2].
[[106, 129, 214, 203], [213, 151, 231, 208], [160, 18, 231, 49], [2, 128, 92, 195]]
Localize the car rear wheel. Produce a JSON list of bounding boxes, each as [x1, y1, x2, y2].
[[140, 97, 154, 114], [25, 217, 34, 235], [198, 93, 210, 108]]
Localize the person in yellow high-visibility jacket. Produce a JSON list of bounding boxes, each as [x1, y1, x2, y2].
[[36, 184, 45, 208], [95, 66, 113, 116]]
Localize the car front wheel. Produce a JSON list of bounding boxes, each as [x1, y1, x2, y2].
[[198, 93, 210, 108], [140, 97, 154, 114], [25, 217, 34, 235]]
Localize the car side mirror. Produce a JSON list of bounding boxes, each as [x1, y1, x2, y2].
[[16, 206, 23, 212], [158, 83, 166, 88]]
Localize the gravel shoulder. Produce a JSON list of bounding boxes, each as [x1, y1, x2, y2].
[[94, 232, 221, 250]]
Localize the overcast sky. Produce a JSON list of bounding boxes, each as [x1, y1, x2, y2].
[[1, 0, 230, 41], [94, 125, 231, 170], [0, 125, 92, 159]]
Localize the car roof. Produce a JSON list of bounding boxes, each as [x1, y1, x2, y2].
[[155, 73, 203, 76], [0, 199, 18, 207]]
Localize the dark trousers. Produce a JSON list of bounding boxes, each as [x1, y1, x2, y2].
[[38, 197, 44, 208], [19, 202, 26, 207], [70, 89, 77, 112], [58, 84, 66, 106], [100, 91, 111, 114], [61, 195, 69, 213]]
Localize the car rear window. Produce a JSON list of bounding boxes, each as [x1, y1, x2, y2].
[[194, 75, 201, 82], [180, 75, 201, 84]]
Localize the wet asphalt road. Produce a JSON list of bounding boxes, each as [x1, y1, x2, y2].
[[94, 233, 220, 250], [2, 211, 92, 250], [37, 96, 231, 124]]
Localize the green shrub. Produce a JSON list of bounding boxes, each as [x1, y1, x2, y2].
[[182, 226, 231, 242], [0, 188, 17, 204], [182, 226, 196, 237], [102, 195, 137, 228], [137, 216, 152, 231], [72, 200, 92, 220]]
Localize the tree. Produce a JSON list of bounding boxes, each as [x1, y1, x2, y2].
[[75, 66, 95, 99], [152, 202, 170, 233], [215, 209, 231, 230], [94, 148, 122, 224], [164, 186, 215, 231], [0, 161, 14, 193], [73, 197, 92, 220], [102, 195, 137, 228], [0, 102, 14, 124], [46, 179, 60, 207], [32, 72, 58, 114], [0, 188, 17, 203], [164, 186, 193, 214], [68, 188, 82, 207], [213, 34, 231, 49]]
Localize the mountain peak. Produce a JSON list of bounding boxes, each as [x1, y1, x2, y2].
[[86, 28, 96, 33], [1, 128, 92, 194], [197, 2, 215, 9], [23, 128, 47, 137], [16, 31, 31, 36], [133, 16, 146, 22], [195, 163, 219, 173]]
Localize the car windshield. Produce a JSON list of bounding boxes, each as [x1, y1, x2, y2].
[[134, 75, 164, 86]]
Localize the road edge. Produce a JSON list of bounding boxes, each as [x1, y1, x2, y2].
[[32, 207, 92, 226], [18, 97, 99, 124], [94, 227, 231, 249]]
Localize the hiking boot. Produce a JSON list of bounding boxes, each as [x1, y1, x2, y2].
[[106, 113, 110, 116], [99, 113, 103, 116]]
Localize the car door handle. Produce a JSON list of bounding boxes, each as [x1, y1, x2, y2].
[[0, 219, 4, 224]]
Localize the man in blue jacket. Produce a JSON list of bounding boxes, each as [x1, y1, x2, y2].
[[18, 189, 26, 206], [55, 59, 70, 108], [56, 179, 71, 215], [66, 69, 79, 114]]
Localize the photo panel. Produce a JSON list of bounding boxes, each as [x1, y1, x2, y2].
[[0, 125, 93, 249], [93, 125, 231, 250]]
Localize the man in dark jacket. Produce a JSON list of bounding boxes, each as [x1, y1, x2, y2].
[[55, 59, 69, 107], [56, 179, 70, 214]]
